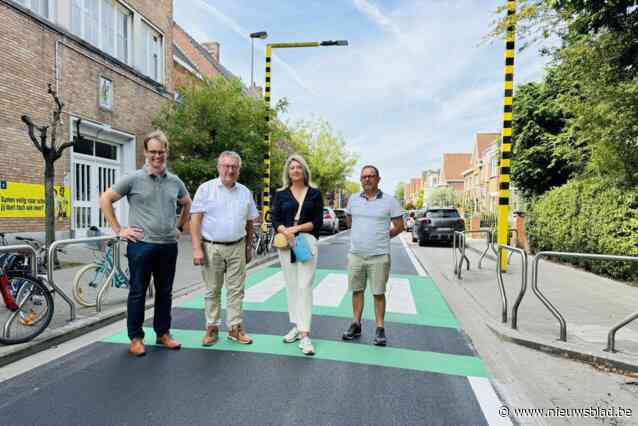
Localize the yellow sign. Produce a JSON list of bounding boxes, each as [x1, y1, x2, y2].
[[0, 181, 71, 218]]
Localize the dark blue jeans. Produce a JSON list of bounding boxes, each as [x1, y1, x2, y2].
[[126, 241, 178, 340]]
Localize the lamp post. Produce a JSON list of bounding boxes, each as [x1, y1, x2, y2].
[[260, 40, 349, 229], [250, 31, 268, 88]]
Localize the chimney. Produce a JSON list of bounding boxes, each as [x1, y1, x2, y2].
[[202, 41, 220, 62]]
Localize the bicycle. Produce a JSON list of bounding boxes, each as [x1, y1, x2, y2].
[[252, 223, 275, 258], [0, 251, 54, 345], [72, 240, 129, 308]]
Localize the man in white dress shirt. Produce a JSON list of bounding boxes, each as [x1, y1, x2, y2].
[[190, 151, 259, 346]]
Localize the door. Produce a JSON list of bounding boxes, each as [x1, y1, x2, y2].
[[73, 158, 120, 237]]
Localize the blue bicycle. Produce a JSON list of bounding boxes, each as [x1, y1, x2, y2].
[[72, 241, 129, 308]]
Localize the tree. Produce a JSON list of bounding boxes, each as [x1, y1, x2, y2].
[[344, 181, 361, 195], [415, 191, 424, 209], [394, 181, 405, 206], [154, 76, 280, 195], [428, 187, 460, 208], [21, 84, 82, 257], [510, 79, 588, 198], [279, 119, 358, 197]]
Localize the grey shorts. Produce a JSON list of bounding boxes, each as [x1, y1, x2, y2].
[[347, 253, 391, 295]]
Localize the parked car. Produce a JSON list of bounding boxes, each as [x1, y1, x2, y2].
[[412, 207, 465, 246], [321, 207, 339, 234], [333, 208, 348, 231]]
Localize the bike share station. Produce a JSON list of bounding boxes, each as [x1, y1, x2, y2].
[[451, 228, 638, 355]]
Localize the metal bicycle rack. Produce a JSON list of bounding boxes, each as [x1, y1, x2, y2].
[[532, 251, 638, 349], [452, 231, 470, 279], [495, 244, 528, 327], [48, 235, 120, 320]]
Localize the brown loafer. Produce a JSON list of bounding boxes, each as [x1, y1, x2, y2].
[[129, 338, 146, 357], [156, 333, 181, 350], [227, 324, 252, 344], [202, 325, 219, 347]]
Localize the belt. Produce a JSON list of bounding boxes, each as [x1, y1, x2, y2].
[[202, 237, 244, 246]]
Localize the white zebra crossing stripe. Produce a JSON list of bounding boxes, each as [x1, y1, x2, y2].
[[244, 271, 286, 303], [386, 278, 417, 315], [313, 273, 350, 307]]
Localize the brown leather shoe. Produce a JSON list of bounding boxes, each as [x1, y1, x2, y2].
[[227, 324, 252, 344], [129, 338, 146, 357], [156, 334, 181, 350], [202, 325, 219, 346]]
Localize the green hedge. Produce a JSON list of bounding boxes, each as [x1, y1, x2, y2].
[[527, 177, 638, 283]]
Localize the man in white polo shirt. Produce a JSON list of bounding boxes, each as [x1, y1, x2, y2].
[[342, 165, 404, 346], [190, 151, 259, 346]]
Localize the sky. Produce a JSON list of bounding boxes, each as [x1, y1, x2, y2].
[[174, 0, 551, 195]]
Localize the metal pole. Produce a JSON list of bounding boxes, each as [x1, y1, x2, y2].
[[251, 38, 255, 87], [261, 44, 273, 231], [496, 0, 517, 272]]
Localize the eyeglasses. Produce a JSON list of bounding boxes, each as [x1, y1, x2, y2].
[[147, 150, 167, 156], [360, 175, 378, 180], [220, 164, 239, 170]]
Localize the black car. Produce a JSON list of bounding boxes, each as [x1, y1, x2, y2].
[[333, 208, 348, 231], [412, 207, 465, 246]]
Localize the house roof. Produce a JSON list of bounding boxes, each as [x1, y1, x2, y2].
[[172, 22, 240, 82], [441, 153, 472, 182], [476, 132, 500, 155]]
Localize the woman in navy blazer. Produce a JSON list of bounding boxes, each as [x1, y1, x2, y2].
[[271, 154, 323, 355]]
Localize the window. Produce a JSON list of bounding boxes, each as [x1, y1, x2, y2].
[[101, 0, 115, 56], [73, 136, 118, 161], [116, 6, 130, 63], [84, 0, 99, 45], [69, 0, 131, 64], [491, 155, 498, 177], [14, 0, 53, 19], [140, 21, 163, 82]]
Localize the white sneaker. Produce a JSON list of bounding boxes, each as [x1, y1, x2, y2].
[[283, 327, 300, 343], [299, 336, 315, 356]]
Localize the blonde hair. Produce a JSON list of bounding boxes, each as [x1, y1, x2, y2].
[[279, 154, 314, 190], [144, 130, 169, 151]]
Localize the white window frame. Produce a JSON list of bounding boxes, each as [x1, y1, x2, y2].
[[140, 19, 164, 83], [14, 0, 55, 20], [68, 0, 132, 65]]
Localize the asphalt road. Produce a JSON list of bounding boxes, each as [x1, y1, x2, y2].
[[0, 231, 509, 426]]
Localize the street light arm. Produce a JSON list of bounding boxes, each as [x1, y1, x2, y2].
[[321, 40, 349, 46]]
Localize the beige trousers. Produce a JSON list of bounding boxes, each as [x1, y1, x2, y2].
[[201, 240, 246, 327], [277, 234, 318, 333]]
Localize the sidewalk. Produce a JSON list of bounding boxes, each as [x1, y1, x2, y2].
[[414, 234, 638, 375], [0, 235, 278, 367]]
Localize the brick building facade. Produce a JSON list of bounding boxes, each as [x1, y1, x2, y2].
[[0, 0, 174, 238]]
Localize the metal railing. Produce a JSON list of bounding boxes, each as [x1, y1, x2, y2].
[[532, 251, 638, 348], [48, 235, 120, 320], [496, 244, 529, 327], [452, 231, 469, 279]]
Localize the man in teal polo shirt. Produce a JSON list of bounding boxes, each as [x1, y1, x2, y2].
[[342, 165, 404, 346], [100, 130, 192, 357]]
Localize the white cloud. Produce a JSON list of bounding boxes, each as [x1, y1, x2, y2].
[[352, 0, 402, 36], [191, 0, 316, 94]]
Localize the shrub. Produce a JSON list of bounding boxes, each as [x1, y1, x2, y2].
[[527, 177, 638, 282]]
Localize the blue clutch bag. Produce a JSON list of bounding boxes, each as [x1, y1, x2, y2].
[[292, 234, 314, 262]]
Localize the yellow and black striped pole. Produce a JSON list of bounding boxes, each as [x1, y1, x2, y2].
[[260, 40, 348, 230], [261, 45, 273, 232], [497, 0, 516, 271]]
